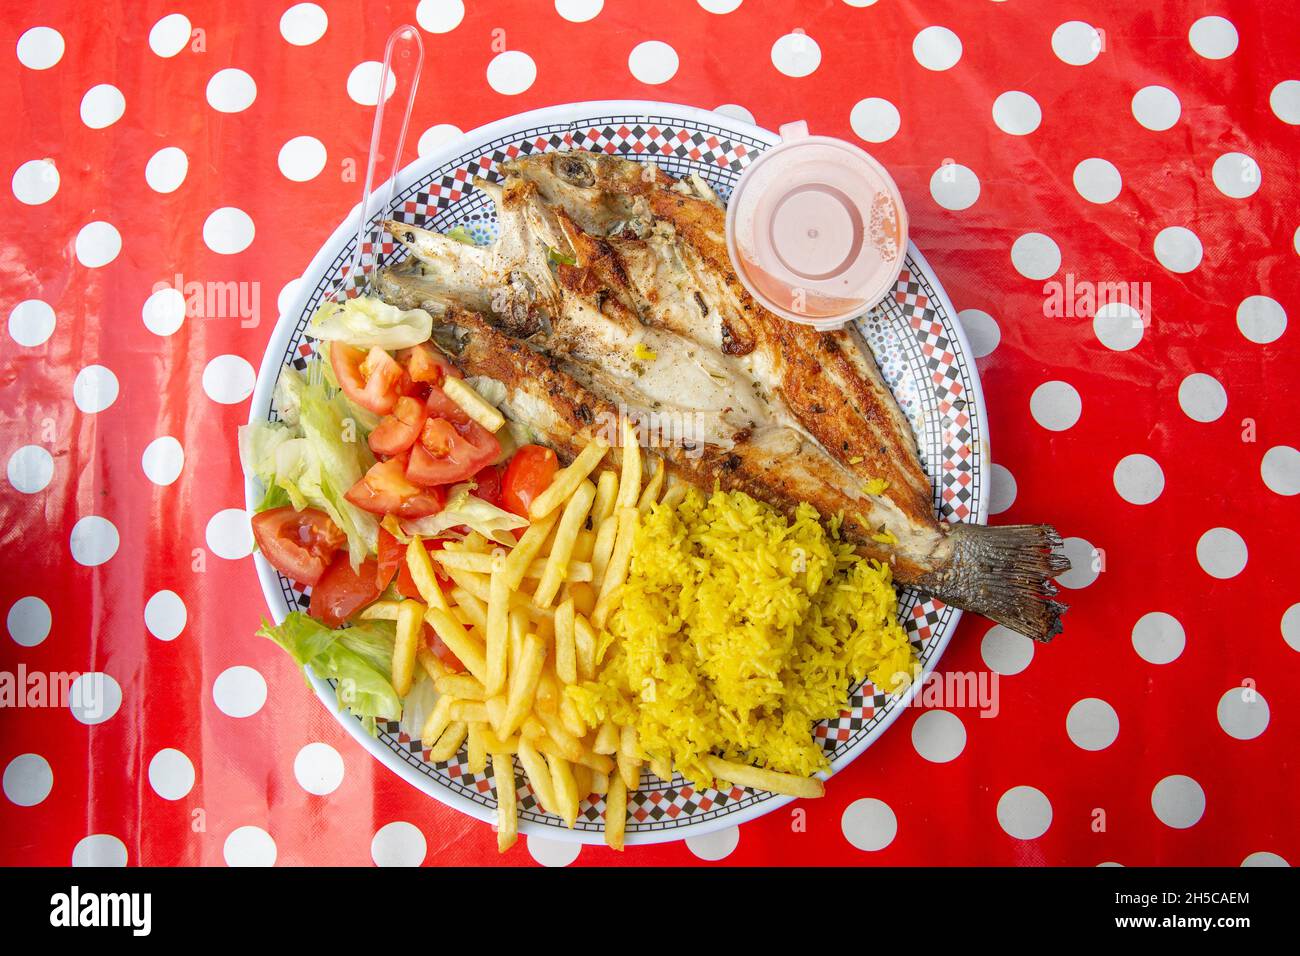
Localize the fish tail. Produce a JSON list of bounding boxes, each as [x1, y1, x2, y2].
[[916, 524, 1070, 642]]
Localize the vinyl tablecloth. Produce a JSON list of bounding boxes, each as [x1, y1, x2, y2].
[[1, 0, 1296, 867]]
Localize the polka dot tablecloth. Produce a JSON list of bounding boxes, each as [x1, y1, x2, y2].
[[2, 0, 1296, 868]]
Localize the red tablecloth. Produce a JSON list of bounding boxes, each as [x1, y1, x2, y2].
[[2, 0, 1296, 867]]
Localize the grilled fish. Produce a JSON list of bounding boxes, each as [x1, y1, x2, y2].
[[377, 150, 1068, 641]]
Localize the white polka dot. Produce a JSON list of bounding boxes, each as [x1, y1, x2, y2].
[[148, 748, 196, 800], [841, 0, 878, 5], [929, 162, 980, 211], [223, 826, 276, 866], [1093, 300, 1144, 351], [771, 32, 821, 78], [145, 146, 188, 193], [142, 287, 187, 336], [206, 508, 254, 560], [957, 308, 999, 358], [72, 834, 128, 867], [1098, 861, 1124, 867], [294, 742, 345, 795], [207, 68, 257, 113], [213, 665, 267, 717], [1283, 604, 1300, 652], [485, 51, 537, 95], [1153, 226, 1203, 273], [697, 0, 743, 11], [74, 221, 122, 268], [280, 3, 328, 46], [628, 41, 679, 85], [11, 158, 59, 205], [417, 0, 465, 33], [149, 13, 191, 57], [556, 0, 604, 22], [417, 124, 463, 157], [988, 462, 1017, 515], [203, 207, 255, 254], [1217, 686, 1269, 740], [347, 60, 398, 106], [1196, 527, 1247, 579], [997, 786, 1052, 839], [7, 445, 53, 494], [1132, 85, 1181, 131], [3, 754, 52, 806], [68, 672, 122, 725], [1056, 536, 1099, 589], [9, 299, 56, 347], [1011, 232, 1061, 280], [686, 825, 740, 860], [1189, 15, 1238, 60], [912, 26, 962, 71], [1242, 851, 1289, 867], [1212, 152, 1261, 199], [1236, 295, 1286, 344], [981, 624, 1034, 675], [80, 84, 125, 129], [73, 364, 119, 413], [714, 103, 755, 125], [1073, 157, 1121, 203], [1113, 453, 1164, 505], [202, 354, 256, 405], [1132, 611, 1185, 665], [1261, 445, 1300, 496], [1178, 372, 1226, 422], [911, 710, 966, 762], [1052, 21, 1103, 65], [278, 136, 327, 182], [527, 834, 582, 866], [1151, 774, 1205, 829], [277, 278, 305, 319], [142, 436, 184, 486], [69, 515, 120, 566], [849, 97, 900, 143], [370, 821, 427, 865], [1270, 80, 1300, 125], [992, 91, 1042, 136], [841, 797, 897, 850], [1066, 698, 1119, 751], [1029, 380, 1080, 431], [145, 590, 187, 641], [7, 596, 51, 647], [16, 27, 64, 70]]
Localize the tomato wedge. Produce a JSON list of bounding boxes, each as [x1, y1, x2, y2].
[[502, 444, 558, 516], [404, 387, 501, 486], [368, 396, 427, 457], [399, 343, 462, 386], [376, 526, 404, 591], [330, 344, 408, 415], [394, 486, 446, 519], [472, 463, 505, 507], [251, 507, 346, 586], [309, 554, 381, 628], [345, 456, 423, 515]]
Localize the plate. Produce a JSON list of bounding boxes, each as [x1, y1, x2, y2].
[[246, 100, 989, 846]]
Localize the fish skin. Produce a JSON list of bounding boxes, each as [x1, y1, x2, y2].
[[377, 151, 1069, 641]]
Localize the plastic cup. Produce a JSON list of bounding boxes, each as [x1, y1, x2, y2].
[[725, 121, 908, 331]]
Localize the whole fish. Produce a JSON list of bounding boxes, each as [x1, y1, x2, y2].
[[377, 150, 1069, 641]]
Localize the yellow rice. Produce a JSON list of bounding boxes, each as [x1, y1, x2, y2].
[[567, 487, 917, 786]]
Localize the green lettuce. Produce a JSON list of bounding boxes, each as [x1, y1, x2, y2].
[[258, 613, 402, 727], [308, 295, 433, 351], [400, 481, 528, 546]]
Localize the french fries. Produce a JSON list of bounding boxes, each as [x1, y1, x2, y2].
[[442, 376, 506, 433], [592, 507, 638, 628], [391, 599, 424, 697], [554, 598, 577, 684], [485, 556, 510, 696], [492, 751, 517, 852], [637, 459, 665, 513], [532, 479, 596, 608], [616, 419, 641, 508], [704, 755, 825, 799], [425, 608, 489, 684], [529, 436, 608, 520], [500, 510, 559, 590], [405, 535, 450, 612], [605, 774, 627, 851]]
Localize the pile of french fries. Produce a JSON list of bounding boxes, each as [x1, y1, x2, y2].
[[361, 422, 822, 853]]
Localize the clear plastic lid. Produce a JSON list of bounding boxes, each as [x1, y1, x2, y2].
[[725, 121, 908, 331]]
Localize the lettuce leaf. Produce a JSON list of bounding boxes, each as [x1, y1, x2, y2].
[[308, 295, 433, 351], [400, 481, 529, 545], [257, 613, 402, 725]]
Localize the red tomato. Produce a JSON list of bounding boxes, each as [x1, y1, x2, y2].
[[309, 555, 382, 628], [472, 464, 505, 507], [330, 344, 407, 415], [376, 526, 404, 591], [251, 507, 346, 586], [502, 444, 559, 516], [394, 486, 446, 519], [345, 456, 424, 515], [368, 396, 427, 457], [399, 343, 461, 386], [404, 386, 502, 486]]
